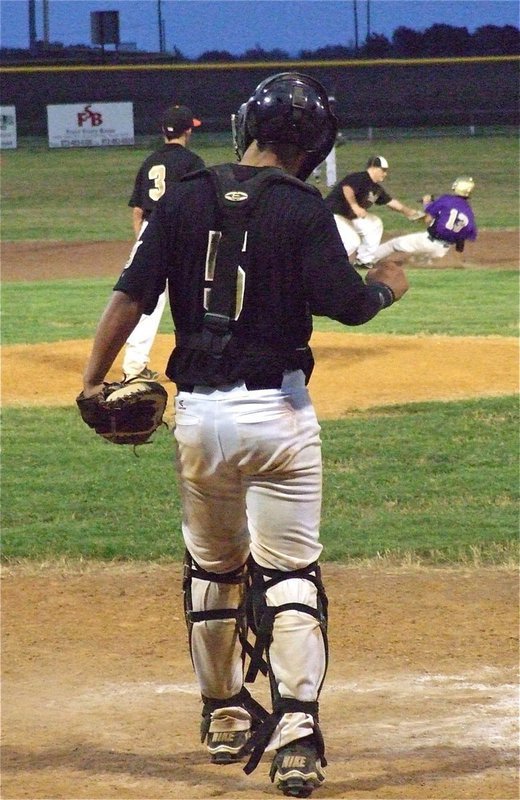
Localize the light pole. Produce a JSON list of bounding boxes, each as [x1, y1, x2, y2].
[[157, 0, 166, 52], [353, 0, 359, 53], [28, 0, 37, 50]]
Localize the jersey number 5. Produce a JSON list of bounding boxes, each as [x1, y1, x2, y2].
[[204, 230, 246, 319]]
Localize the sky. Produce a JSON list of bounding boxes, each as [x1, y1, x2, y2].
[[0, 0, 518, 57]]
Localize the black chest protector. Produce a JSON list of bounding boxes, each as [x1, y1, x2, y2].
[[173, 164, 318, 388]]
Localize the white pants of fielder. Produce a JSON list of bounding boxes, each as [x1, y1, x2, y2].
[[174, 370, 326, 751], [333, 212, 384, 263], [122, 290, 166, 378], [373, 231, 452, 262]]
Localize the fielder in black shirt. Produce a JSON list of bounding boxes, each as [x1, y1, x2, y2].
[[325, 155, 421, 268], [122, 105, 206, 382], [80, 73, 408, 798]]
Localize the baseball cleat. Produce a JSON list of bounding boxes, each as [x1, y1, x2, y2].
[[269, 736, 326, 797], [207, 729, 250, 764], [123, 367, 160, 382], [352, 260, 373, 270]]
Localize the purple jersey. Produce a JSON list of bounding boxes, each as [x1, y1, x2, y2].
[[425, 194, 477, 244]]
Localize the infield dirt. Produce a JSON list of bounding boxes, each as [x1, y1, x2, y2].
[[1, 235, 519, 799]]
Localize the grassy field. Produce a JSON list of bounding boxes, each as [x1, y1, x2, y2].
[[2, 269, 518, 345], [1, 135, 518, 565], [2, 397, 517, 563], [1, 134, 518, 240]]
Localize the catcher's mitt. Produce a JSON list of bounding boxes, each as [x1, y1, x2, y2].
[[76, 380, 168, 446]]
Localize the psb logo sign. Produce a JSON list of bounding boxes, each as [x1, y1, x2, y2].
[[77, 106, 103, 128], [47, 101, 134, 148], [77, 105, 103, 128]]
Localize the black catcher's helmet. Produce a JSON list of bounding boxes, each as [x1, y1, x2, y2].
[[232, 72, 338, 181]]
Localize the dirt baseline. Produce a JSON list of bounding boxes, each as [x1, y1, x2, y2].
[[2, 563, 518, 800], [1, 235, 519, 799]]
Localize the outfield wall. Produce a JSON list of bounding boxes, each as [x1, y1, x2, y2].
[[1, 56, 518, 136]]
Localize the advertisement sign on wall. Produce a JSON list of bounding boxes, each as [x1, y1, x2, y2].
[[0, 106, 17, 149], [47, 102, 134, 148]]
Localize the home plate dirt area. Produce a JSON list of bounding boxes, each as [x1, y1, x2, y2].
[[1, 234, 519, 799]]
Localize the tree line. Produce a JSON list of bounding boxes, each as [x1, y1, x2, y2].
[[1, 23, 518, 64]]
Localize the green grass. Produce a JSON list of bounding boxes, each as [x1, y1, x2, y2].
[[321, 398, 519, 563], [2, 397, 517, 563], [0, 139, 232, 241], [2, 269, 517, 345], [314, 268, 518, 337], [1, 134, 518, 240]]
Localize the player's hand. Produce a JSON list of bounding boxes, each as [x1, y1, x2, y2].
[[367, 260, 409, 301], [83, 381, 107, 399], [405, 208, 425, 221]]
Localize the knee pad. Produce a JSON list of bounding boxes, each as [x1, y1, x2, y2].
[[244, 558, 328, 687], [182, 549, 249, 659]]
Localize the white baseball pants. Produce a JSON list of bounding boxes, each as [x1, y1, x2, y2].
[[174, 370, 326, 750], [373, 231, 451, 262], [122, 290, 166, 378], [333, 212, 384, 263]]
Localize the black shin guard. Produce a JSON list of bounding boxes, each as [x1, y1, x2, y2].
[[240, 558, 329, 774]]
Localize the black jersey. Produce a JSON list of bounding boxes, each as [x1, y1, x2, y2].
[[325, 170, 392, 219], [115, 163, 393, 387], [128, 143, 205, 219]]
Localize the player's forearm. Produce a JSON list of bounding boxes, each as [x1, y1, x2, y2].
[[132, 207, 145, 238], [83, 291, 144, 393], [388, 198, 422, 219], [387, 198, 409, 214]]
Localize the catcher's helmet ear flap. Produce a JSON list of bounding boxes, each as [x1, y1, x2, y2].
[[232, 72, 338, 181], [451, 176, 475, 197]]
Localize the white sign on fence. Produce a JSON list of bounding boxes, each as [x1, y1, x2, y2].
[[47, 102, 134, 148], [0, 106, 17, 149]]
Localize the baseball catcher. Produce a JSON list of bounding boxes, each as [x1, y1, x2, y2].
[[78, 71, 409, 798], [76, 379, 168, 446]]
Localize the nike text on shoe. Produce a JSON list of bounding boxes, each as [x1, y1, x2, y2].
[[269, 736, 326, 797], [207, 729, 250, 764]]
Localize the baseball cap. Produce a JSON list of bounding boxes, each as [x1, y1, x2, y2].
[[162, 105, 202, 137], [367, 155, 389, 169]]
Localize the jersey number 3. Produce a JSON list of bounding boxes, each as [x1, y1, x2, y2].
[[148, 164, 166, 202]]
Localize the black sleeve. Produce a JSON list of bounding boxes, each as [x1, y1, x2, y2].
[[375, 186, 393, 205], [113, 210, 169, 314], [301, 201, 392, 325], [190, 152, 205, 171]]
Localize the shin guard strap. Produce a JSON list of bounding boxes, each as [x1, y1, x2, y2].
[[241, 698, 326, 775], [200, 686, 269, 743]]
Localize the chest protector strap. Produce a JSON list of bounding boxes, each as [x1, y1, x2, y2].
[[178, 165, 316, 356]]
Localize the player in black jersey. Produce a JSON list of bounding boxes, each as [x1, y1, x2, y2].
[[325, 155, 421, 269], [122, 105, 205, 381], [80, 73, 408, 798]]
